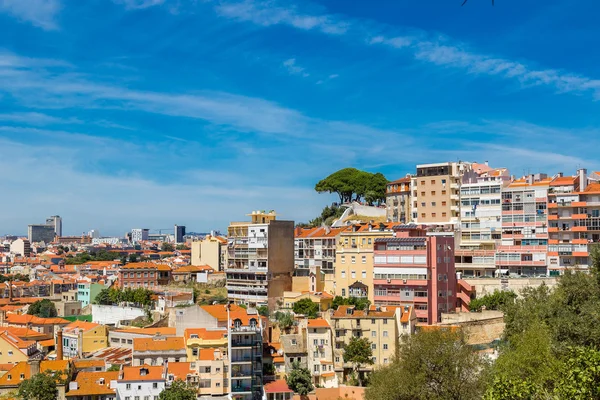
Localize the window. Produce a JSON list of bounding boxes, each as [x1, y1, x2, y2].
[[341, 289, 346, 296], [431, 191, 436, 196], [431, 202, 436, 207], [335, 356, 340, 363], [362, 256, 366, 264], [372, 357, 377, 363], [351, 271, 356, 278], [372, 319, 376, 324], [144, 397, 150, 400], [432, 213, 436, 218], [442, 212, 447, 217], [362, 270, 367, 278], [368, 238, 372, 244], [314, 351, 319, 357], [371, 331, 376, 337], [384, 358, 389, 364], [341, 255, 345, 264], [291, 339, 297, 345], [421, 213, 426, 218], [341, 271, 346, 278], [441, 190, 446, 195], [383, 331, 388, 337], [216, 383, 221, 387], [313, 339, 318, 345], [126, 384, 131, 390], [421, 202, 426, 207], [362, 238, 366, 245], [383, 344, 388, 350], [371, 344, 376, 350], [441, 201, 447, 206], [314, 365, 319, 372], [135, 397, 140, 400], [19, 374, 24, 380], [351, 256, 356, 264], [383, 319, 388, 324]]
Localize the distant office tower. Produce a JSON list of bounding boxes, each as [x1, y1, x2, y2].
[[88, 229, 100, 239], [226, 210, 294, 307], [28, 224, 56, 243], [46, 215, 62, 237], [174, 225, 186, 244], [131, 228, 150, 244]]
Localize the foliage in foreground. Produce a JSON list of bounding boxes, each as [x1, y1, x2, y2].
[[93, 287, 154, 307], [344, 336, 373, 387], [331, 296, 371, 311], [286, 361, 314, 395], [18, 372, 58, 400], [468, 289, 516, 312], [367, 329, 489, 400], [158, 379, 197, 400], [292, 298, 319, 318]]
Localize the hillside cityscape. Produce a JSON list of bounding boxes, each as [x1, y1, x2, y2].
[[3, 0, 600, 399]]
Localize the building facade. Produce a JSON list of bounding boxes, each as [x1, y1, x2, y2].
[[77, 282, 104, 307], [226, 211, 294, 307], [386, 176, 412, 223], [547, 169, 600, 275], [497, 174, 551, 276], [372, 224, 456, 324], [27, 224, 56, 244], [174, 225, 186, 244], [191, 235, 227, 271], [228, 310, 263, 400], [46, 215, 63, 237], [294, 226, 346, 278], [305, 319, 337, 388], [131, 229, 149, 244], [456, 165, 510, 277], [411, 162, 471, 225], [116, 365, 165, 400], [332, 223, 394, 302]]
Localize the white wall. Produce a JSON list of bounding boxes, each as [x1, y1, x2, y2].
[[116, 381, 164, 400], [92, 305, 146, 326]]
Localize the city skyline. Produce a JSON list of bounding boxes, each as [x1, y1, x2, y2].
[[2, 0, 600, 234]]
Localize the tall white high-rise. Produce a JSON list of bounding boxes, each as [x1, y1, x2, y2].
[[131, 228, 149, 244], [46, 215, 62, 237]]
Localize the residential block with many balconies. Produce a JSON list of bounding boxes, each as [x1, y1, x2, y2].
[[226, 211, 294, 307], [497, 174, 551, 277], [386, 176, 412, 223], [294, 226, 347, 278], [372, 224, 456, 324]]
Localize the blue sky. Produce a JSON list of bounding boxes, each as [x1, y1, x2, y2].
[[1, 0, 600, 236]]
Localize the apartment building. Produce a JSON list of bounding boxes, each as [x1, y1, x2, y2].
[[184, 328, 228, 361], [547, 169, 600, 274], [65, 371, 118, 400], [76, 282, 104, 307], [132, 336, 187, 366], [117, 262, 171, 289], [294, 226, 347, 278], [386, 176, 412, 223], [332, 223, 395, 302], [115, 365, 165, 400], [108, 327, 176, 350], [226, 211, 294, 307], [228, 309, 264, 400], [61, 321, 109, 359], [330, 305, 400, 380], [411, 162, 472, 225], [372, 224, 456, 324], [131, 229, 149, 244], [305, 318, 337, 388], [191, 235, 228, 271], [497, 174, 552, 276], [456, 164, 511, 277]]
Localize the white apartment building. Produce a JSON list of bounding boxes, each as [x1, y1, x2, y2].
[[226, 211, 294, 307], [456, 165, 511, 277], [228, 309, 264, 400], [305, 319, 337, 388], [131, 229, 149, 244], [115, 365, 165, 400]]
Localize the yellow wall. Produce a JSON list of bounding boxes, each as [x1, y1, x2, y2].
[[186, 339, 227, 361], [82, 326, 109, 353], [333, 230, 393, 302], [0, 339, 28, 364]]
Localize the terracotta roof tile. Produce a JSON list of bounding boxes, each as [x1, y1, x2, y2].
[[120, 365, 164, 382], [65, 371, 118, 397], [307, 318, 330, 328]]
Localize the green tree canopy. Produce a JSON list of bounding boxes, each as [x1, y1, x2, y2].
[[315, 168, 388, 205], [469, 289, 517, 312], [286, 361, 314, 395], [161, 242, 174, 252], [344, 336, 374, 387], [257, 305, 269, 317], [93, 287, 154, 307], [367, 329, 489, 400], [27, 299, 57, 318], [292, 298, 319, 318], [331, 296, 371, 311], [274, 311, 295, 332], [158, 380, 197, 400], [18, 371, 58, 400]]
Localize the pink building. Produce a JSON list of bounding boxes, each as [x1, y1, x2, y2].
[[373, 224, 456, 324]]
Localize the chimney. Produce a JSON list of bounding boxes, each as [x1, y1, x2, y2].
[[28, 359, 40, 377], [484, 161, 488, 166], [8, 281, 13, 302], [579, 168, 588, 192], [556, 172, 563, 178], [56, 329, 63, 360]]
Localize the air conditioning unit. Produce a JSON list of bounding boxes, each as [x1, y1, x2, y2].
[[387, 279, 391, 283]]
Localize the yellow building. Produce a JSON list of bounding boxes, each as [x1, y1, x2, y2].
[[191, 235, 228, 271], [282, 291, 333, 312], [329, 305, 403, 380], [184, 328, 228, 361], [0, 330, 36, 364], [331, 223, 394, 301], [61, 321, 109, 359]]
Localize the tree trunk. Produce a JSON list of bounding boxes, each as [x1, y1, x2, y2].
[[356, 365, 362, 387]]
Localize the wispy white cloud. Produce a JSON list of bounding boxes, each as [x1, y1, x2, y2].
[[215, 0, 348, 35], [214, 0, 600, 99], [282, 58, 309, 77], [0, 112, 81, 125], [0, 0, 61, 30], [112, 0, 165, 10]]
